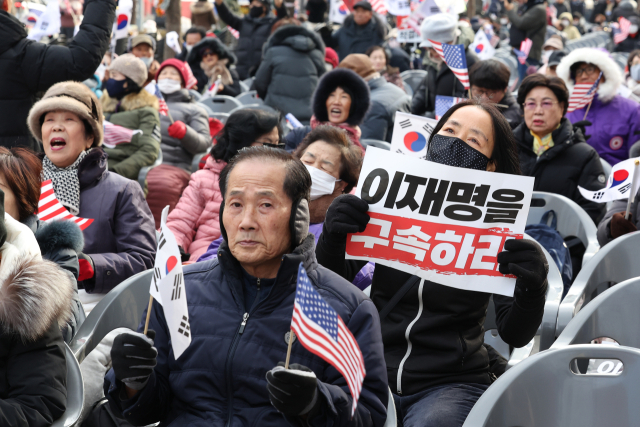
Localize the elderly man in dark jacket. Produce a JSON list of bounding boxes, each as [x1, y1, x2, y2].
[[332, 1, 387, 61], [215, 0, 287, 80], [253, 23, 326, 123], [411, 14, 478, 117], [339, 54, 411, 142], [0, 0, 115, 151], [106, 147, 389, 427]]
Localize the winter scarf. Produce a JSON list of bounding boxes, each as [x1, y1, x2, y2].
[[309, 115, 365, 152], [42, 149, 91, 215]]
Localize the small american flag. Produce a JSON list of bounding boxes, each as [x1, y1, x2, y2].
[[103, 120, 142, 148], [291, 264, 366, 416], [183, 62, 199, 90], [567, 72, 602, 113], [428, 40, 469, 89], [515, 38, 532, 65], [614, 17, 632, 44], [435, 95, 465, 119], [153, 84, 169, 116], [369, 0, 387, 15], [38, 180, 94, 230]]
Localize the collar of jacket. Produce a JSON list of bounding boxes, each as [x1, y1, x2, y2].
[[101, 89, 160, 114], [164, 89, 193, 103], [78, 148, 108, 190], [499, 91, 519, 111], [0, 11, 27, 56], [216, 234, 317, 312], [517, 118, 582, 161], [367, 76, 387, 90]]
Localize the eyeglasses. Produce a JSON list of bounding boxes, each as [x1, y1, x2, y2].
[[523, 100, 559, 111], [575, 64, 598, 77], [472, 88, 502, 100], [255, 141, 286, 149]]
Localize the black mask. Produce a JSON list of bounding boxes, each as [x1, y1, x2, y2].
[[426, 134, 491, 171], [249, 5, 264, 17]]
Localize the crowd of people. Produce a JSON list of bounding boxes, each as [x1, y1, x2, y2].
[[1, 0, 640, 424]]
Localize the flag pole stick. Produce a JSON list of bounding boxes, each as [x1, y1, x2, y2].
[[143, 295, 154, 335], [583, 99, 593, 121], [624, 160, 640, 220], [284, 329, 295, 369]]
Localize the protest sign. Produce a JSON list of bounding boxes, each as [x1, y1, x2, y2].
[[346, 148, 535, 296], [390, 112, 437, 159]]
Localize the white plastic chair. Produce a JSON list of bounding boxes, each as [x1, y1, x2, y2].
[[527, 191, 599, 266], [600, 157, 612, 182], [361, 139, 391, 150], [463, 344, 640, 427], [556, 231, 640, 337], [236, 90, 264, 106], [199, 95, 243, 113], [399, 70, 427, 95], [51, 343, 84, 427]]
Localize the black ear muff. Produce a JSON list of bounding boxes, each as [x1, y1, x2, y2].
[[289, 198, 310, 247], [219, 201, 227, 242]]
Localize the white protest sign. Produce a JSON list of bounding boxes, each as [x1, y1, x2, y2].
[[150, 206, 191, 359], [166, 31, 182, 54], [27, 0, 61, 41], [345, 148, 534, 296], [388, 0, 411, 16], [390, 112, 436, 159]]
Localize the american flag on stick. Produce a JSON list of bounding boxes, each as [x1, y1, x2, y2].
[[38, 180, 94, 230], [103, 120, 142, 148], [290, 263, 366, 416], [514, 38, 532, 65], [428, 40, 469, 89], [435, 95, 466, 119], [613, 17, 632, 44], [227, 27, 239, 39], [369, 0, 387, 15], [567, 72, 602, 113], [154, 83, 170, 116]]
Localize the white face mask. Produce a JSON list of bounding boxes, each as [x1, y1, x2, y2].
[[185, 44, 194, 53], [157, 78, 182, 94], [562, 19, 570, 27], [630, 25, 639, 34], [305, 164, 341, 200], [140, 56, 154, 68]]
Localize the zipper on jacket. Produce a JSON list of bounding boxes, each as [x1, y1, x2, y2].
[[458, 332, 467, 367], [396, 278, 425, 395]]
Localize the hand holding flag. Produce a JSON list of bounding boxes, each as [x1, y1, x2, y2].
[[515, 38, 532, 65], [428, 40, 470, 90]]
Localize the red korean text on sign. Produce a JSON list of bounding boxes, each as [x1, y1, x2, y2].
[[346, 212, 521, 278]]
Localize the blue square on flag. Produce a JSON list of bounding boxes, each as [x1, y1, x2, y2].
[[441, 43, 468, 70], [295, 266, 339, 341]]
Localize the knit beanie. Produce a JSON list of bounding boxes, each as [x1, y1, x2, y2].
[[109, 53, 148, 87]]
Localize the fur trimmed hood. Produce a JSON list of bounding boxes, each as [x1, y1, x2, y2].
[[556, 48, 623, 103], [187, 37, 237, 67], [0, 214, 73, 341], [312, 68, 370, 126], [101, 89, 160, 114]]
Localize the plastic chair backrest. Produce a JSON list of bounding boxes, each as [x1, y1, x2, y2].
[[51, 343, 84, 427], [399, 70, 427, 94], [137, 149, 163, 189], [199, 95, 243, 113], [553, 277, 640, 348], [239, 80, 249, 93], [242, 77, 255, 89], [383, 387, 397, 427], [228, 104, 277, 115], [69, 269, 153, 364], [462, 345, 640, 427], [361, 139, 391, 150], [189, 89, 202, 101], [557, 231, 640, 337], [565, 30, 611, 52], [600, 157, 612, 182], [236, 90, 264, 106], [527, 191, 599, 266]]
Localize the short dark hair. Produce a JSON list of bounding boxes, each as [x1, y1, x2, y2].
[[469, 60, 511, 91], [293, 125, 363, 193], [365, 45, 389, 67], [211, 109, 282, 162], [429, 99, 521, 175], [0, 147, 43, 221], [517, 74, 570, 115], [184, 26, 207, 40], [219, 146, 311, 204]]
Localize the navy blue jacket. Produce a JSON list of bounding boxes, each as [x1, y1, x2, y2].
[[106, 235, 388, 427]]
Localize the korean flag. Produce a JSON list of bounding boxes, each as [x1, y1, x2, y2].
[[390, 112, 437, 159], [579, 157, 640, 203]]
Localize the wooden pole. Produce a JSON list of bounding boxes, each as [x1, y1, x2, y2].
[[583, 99, 594, 121], [143, 295, 154, 335], [284, 329, 295, 369], [625, 160, 640, 220]]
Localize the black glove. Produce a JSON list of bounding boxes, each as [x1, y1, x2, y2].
[[266, 362, 320, 417], [497, 239, 548, 302], [323, 194, 370, 238], [111, 330, 157, 391]]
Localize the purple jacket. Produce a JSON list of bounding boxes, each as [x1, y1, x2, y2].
[[198, 222, 375, 290], [567, 94, 640, 165], [77, 148, 156, 293]]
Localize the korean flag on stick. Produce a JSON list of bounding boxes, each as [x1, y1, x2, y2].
[[148, 206, 191, 359], [579, 158, 640, 204], [390, 112, 437, 159]]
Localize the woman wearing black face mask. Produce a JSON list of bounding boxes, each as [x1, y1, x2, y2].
[[316, 100, 547, 427]]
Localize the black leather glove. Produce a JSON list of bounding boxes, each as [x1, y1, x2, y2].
[[497, 239, 548, 303], [266, 362, 320, 417], [111, 330, 157, 391], [323, 194, 370, 238]]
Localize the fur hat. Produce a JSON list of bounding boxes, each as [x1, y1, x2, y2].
[[556, 47, 623, 103], [312, 68, 370, 126], [109, 53, 148, 87], [27, 81, 103, 147], [187, 37, 236, 67], [338, 54, 377, 80]]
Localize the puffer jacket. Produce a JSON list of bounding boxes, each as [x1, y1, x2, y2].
[[0, 214, 74, 427], [361, 76, 411, 142], [161, 89, 211, 171], [331, 14, 387, 61], [253, 25, 326, 123], [105, 235, 389, 427], [73, 148, 156, 293], [498, 92, 523, 129], [0, 2, 114, 151], [514, 118, 606, 224], [101, 90, 161, 183], [507, 2, 547, 62], [215, 1, 288, 80], [166, 156, 225, 262]]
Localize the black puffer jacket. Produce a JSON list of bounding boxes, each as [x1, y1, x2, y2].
[[411, 49, 478, 117], [215, 1, 287, 80], [316, 233, 546, 396], [332, 14, 387, 61], [514, 118, 607, 224], [253, 25, 326, 122], [0, 3, 115, 151], [498, 92, 523, 129]]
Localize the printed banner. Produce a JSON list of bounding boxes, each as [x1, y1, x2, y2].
[[390, 112, 436, 159], [345, 148, 535, 296]]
